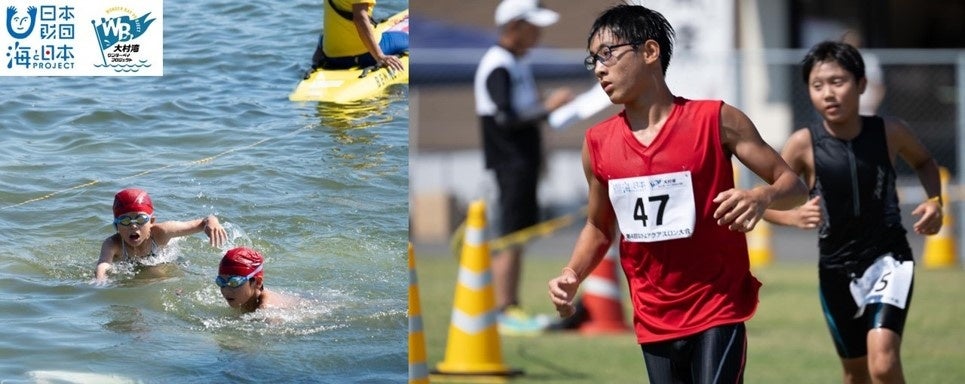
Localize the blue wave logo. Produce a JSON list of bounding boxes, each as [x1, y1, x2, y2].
[[95, 58, 152, 72]]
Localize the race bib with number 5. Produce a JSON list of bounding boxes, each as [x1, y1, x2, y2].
[[849, 254, 914, 318], [608, 171, 696, 242]]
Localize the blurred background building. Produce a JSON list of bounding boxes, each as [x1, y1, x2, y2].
[[409, 0, 965, 249]]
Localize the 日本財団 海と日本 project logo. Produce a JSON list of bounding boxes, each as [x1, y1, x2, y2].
[[2, 0, 162, 76]]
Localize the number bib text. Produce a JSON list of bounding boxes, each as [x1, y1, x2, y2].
[[608, 171, 696, 242], [848, 253, 914, 318]]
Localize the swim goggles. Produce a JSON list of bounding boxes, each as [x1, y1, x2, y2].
[[114, 213, 152, 227], [214, 264, 264, 288]]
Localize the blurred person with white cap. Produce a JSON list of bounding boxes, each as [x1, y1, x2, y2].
[[474, 0, 574, 336]]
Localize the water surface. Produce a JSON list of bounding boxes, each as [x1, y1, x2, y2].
[[0, 0, 408, 382]]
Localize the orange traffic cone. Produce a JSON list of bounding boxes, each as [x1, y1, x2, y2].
[[579, 245, 631, 334], [432, 200, 523, 379], [747, 220, 774, 267], [408, 244, 430, 384], [923, 167, 957, 268]]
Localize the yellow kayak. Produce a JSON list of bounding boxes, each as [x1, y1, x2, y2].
[[289, 9, 409, 103]]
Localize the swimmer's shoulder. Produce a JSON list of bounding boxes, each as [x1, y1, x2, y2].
[[259, 290, 302, 310]]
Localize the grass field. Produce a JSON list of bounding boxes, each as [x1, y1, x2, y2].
[[412, 250, 965, 383]]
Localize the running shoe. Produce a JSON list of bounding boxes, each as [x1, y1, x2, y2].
[[497, 306, 549, 336]]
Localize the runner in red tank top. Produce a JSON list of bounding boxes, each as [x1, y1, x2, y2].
[[547, 5, 807, 383]]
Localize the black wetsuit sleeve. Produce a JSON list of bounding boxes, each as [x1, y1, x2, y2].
[[486, 67, 547, 130]]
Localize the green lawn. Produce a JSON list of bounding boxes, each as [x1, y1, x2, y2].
[[412, 250, 965, 383]]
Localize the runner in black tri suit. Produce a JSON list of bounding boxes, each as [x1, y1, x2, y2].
[[764, 41, 943, 384]]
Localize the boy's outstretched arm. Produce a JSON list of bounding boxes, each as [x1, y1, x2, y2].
[[94, 238, 116, 283], [156, 215, 227, 247]]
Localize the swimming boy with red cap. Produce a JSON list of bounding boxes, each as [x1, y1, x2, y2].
[[95, 188, 228, 283], [216, 247, 298, 312]]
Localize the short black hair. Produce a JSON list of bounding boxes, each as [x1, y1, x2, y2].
[[588, 3, 675, 74], [800, 41, 865, 84]]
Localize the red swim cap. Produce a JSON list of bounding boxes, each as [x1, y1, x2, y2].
[[113, 188, 154, 218], [219, 247, 265, 278]]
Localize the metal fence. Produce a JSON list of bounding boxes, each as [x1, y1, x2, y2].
[[750, 49, 964, 177]]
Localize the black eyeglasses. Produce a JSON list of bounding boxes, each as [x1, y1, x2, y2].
[[584, 42, 639, 71]]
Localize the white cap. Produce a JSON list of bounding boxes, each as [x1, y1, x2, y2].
[[495, 0, 559, 27]]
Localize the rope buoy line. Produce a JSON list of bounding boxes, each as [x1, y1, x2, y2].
[[1, 127, 311, 211]]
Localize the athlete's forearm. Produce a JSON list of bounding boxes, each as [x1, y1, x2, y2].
[[914, 158, 942, 201], [762, 208, 796, 226], [564, 222, 612, 283], [761, 171, 808, 210]]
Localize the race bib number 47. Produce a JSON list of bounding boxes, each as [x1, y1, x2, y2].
[[609, 171, 695, 242]]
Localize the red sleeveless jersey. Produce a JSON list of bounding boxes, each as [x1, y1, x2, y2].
[[585, 97, 761, 343]]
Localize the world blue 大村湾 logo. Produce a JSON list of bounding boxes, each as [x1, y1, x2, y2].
[[91, 10, 155, 72]]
